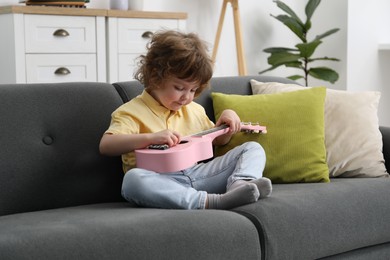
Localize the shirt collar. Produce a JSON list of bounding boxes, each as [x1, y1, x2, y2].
[[140, 90, 183, 118]]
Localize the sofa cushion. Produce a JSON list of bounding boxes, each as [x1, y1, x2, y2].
[[250, 80, 388, 178], [212, 87, 329, 183], [0, 203, 261, 260], [0, 83, 125, 216], [319, 242, 390, 260], [234, 178, 390, 260]]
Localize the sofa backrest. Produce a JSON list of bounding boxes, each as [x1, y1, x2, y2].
[[0, 76, 298, 216], [113, 75, 298, 122], [0, 82, 125, 216]]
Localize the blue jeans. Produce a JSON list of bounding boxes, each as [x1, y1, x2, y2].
[[121, 141, 266, 209]]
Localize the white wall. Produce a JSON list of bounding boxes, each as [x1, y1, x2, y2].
[[105, 0, 347, 89], [2, 0, 388, 125], [76, 0, 390, 126], [347, 0, 390, 126]]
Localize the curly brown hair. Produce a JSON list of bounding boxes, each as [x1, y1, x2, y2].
[[134, 30, 214, 97]]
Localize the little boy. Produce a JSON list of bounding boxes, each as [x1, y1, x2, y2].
[[99, 30, 272, 209]]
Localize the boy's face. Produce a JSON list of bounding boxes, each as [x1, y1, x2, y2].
[[150, 77, 199, 111]]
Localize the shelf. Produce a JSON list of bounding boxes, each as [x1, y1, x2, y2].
[[0, 5, 187, 19], [378, 43, 390, 50]]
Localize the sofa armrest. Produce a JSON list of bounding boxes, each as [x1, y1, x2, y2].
[[380, 126, 390, 172]]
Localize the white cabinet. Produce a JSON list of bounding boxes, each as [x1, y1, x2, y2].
[[0, 6, 107, 83], [24, 15, 103, 83], [0, 6, 187, 84], [107, 13, 186, 83]]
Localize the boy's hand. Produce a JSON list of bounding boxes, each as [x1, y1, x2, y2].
[[216, 109, 241, 134], [213, 109, 241, 146], [99, 129, 182, 156], [152, 129, 181, 147]]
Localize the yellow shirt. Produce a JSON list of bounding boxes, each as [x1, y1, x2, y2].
[[105, 90, 215, 173]]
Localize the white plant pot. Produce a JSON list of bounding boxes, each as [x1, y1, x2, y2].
[[128, 0, 144, 11], [110, 0, 128, 10]]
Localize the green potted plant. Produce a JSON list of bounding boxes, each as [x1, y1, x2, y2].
[[259, 0, 340, 86]]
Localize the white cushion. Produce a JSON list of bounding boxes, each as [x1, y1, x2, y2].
[[250, 80, 388, 178]]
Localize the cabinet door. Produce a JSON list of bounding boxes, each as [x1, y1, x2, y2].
[[25, 54, 97, 83], [118, 54, 139, 81], [24, 15, 96, 53]]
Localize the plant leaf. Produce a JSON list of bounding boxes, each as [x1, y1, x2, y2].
[[267, 52, 301, 67], [285, 61, 302, 68], [288, 75, 304, 80], [315, 28, 340, 40], [259, 61, 302, 75], [296, 40, 322, 58], [309, 57, 340, 62], [305, 0, 321, 21], [305, 20, 312, 32], [274, 0, 303, 24], [263, 47, 298, 53], [272, 14, 306, 42], [259, 66, 279, 74], [308, 67, 339, 83]]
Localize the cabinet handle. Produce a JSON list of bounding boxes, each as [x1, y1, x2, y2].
[[53, 29, 70, 37], [54, 67, 71, 75], [141, 31, 153, 39]]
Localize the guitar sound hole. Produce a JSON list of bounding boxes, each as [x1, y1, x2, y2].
[[179, 140, 189, 144]]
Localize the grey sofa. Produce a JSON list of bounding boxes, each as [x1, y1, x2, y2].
[[1, 76, 390, 260]]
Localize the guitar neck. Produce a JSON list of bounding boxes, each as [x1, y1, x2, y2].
[[189, 122, 266, 140], [192, 125, 229, 137]]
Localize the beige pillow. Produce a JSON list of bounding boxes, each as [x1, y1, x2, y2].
[[250, 79, 388, 178]]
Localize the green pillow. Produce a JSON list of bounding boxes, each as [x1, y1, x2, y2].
[[212, 87, 329, 183]]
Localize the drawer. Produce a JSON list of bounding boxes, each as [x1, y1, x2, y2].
[[117, 18, 179, 53], [24, 15, 96, 53], [25, 54, 97, 83]]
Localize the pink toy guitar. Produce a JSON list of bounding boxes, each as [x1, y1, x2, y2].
[[135, 123, 267, 173]]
